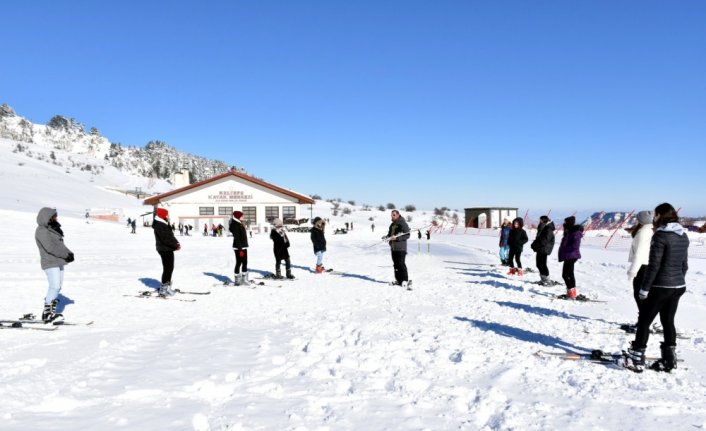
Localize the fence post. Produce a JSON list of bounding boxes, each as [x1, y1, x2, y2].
[[605, 210, 634, 249]]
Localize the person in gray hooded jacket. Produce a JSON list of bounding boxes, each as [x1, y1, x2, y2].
[[35, 207, 74, 322]]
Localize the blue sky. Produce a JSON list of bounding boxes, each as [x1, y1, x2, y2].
[[2, 1, 705, 215]]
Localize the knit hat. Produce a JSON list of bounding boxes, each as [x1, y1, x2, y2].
[[273, 218, 283, 227], [564, 215, 576, 226], [233, 211, 243, 219], [637, 210, 653, 225], [156, 208, 169, 219]]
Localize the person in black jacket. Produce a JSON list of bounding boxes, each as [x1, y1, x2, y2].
[[507, 217, 528, 276], [531, 215, 556, 285], [623, 203, 689, 373], [310, 217, 327, 273], [270, 218, 294, 279], [385, 210, 412, 288], [153, 208, 180, 296], [229, 211, 249, 285]]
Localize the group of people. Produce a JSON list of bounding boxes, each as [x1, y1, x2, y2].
[[34, 202, 687, 374]]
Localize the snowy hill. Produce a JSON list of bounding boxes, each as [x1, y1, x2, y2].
[[1, 129, 706, 430]]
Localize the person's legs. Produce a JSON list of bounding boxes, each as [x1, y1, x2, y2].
[[43, 266, 64, 305]]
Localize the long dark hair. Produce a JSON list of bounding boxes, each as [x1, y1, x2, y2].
[[629, 223, 644, 238], [653, 202, 679, 228]]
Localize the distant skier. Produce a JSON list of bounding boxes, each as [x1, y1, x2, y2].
[[558, 216, 583, 298], [131, 219, 137, 234], [418, 229, 422, 240], [371, 223, 375, 232], [35, 207, 74, 323], [311, 217, 327, 273], [507, 217, 528, 276], [623, 203, 688, 373], [624, 210, 654, 331], [270, 218, 294, 279], [229, 211, 249, 285], [385, 210, 411, 288], [531, 216, 556, 285], [153, 208, 180, 296], [498, 219, 511, 265]]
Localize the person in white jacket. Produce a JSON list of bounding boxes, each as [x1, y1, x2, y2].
[[625, 210, 654, 330]]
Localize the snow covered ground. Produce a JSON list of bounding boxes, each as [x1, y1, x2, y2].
[[2, 142, 706, 430]]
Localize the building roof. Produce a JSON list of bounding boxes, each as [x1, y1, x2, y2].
[[143, 170, 315, 206]]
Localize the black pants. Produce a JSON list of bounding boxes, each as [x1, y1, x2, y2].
[[562, 259, 577, 289], [158, 250, 174, 284], [508, 249, 522, 268], [275, 257, 291, 271], [391, 250, 408, 283], [234, 249, 248, 273], [632, 265, 647, 319], [536, 253, 549, 277], [633, 286, 686, 349]]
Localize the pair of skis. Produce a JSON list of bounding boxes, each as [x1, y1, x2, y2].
[[585, 324, 690, 340], [535, 349, 683, 370], [0, 314, 93, 330], [125, 289, 210, 302]]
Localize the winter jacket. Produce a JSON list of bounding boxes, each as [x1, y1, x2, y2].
[[229, 218, 248, 249], [153, 217, 180, 252], [311, 226, 327, 253], [35, 207, 73, 270], [388, 217, 411, 252], [507, 227, 528, 253], [627, 224, 653, 280], [531, 221, 555, 255], [558, 225, 583, 262], [640, 223, 689, 292], [270, 227, 291, 260], [499, 226, 511, 247]]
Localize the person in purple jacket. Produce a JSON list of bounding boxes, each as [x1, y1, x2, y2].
[[558, 216, 583, 299]]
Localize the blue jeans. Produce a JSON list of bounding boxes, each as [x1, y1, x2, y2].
[[499, 246, 509, 262], [44, 266, 64, 304], [315, 251, 325, 266]]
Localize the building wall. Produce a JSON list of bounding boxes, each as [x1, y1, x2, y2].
[[465, 208, 518, 228]]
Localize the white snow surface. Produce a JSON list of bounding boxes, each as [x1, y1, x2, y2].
[[2, 142, 706, 430]]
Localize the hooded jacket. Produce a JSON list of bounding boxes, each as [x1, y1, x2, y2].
[[627, 223, 653, 280], [558, 225, 583, 262], [310, 218, 327, 253], [35, 207, 73, 269], [640, 223, 689, 291], [388, 216, 411, 252], [153, 216, 180, 252], [531, 221, 556, 255], [507, 218, 528, 253]]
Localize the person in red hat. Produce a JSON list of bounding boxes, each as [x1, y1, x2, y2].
[[229, 210, 249, 285], [153, 207, 180, 296]]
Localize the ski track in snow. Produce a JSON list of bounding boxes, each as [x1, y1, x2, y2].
[[1, 209, 706, 430]]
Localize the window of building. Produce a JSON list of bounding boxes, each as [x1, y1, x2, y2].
[[242, 206, 256, 226], [265, 206, 279, 222], [218, 206, 233, 216], [282, 206, 296, 220], [199, 207, 214, 216]]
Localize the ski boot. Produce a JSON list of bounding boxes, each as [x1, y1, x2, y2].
[[566, 288, 577, 299], [315, 264, 324, 274], [241, 272, 250, 286], [507, 267, 517, 276], [233, 274, 242, 286], [286, 269, 295, 280], [516, 268, 523, 277], [622, 342, 646, 373], [274, 268, 284, 280], [650, 342, 677, 372], [158, 281, 176, 297]]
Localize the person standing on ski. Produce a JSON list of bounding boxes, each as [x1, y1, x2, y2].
[[499, 219, 511, 265], [557, 216, 583, 298], [153, 208, 180, 296], [229, 211, 249, 285], [310, 217, 327, 273], [625, 210, 654, 331], [507, 217, 528, 276], [531, 215, 556, 285], [385, 210, 411, 287], [270, 218, 294, 279], [623, 203, 689, 373], [35, 207, 74, 322]]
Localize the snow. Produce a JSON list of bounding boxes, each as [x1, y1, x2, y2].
[[2, 139, 706, 430]]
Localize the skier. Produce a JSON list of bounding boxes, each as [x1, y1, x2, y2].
[[385, 210, 411, 288], [498, 219, 511, 265], [153, 208, 180, 296], [507, 217, 528, 276], [229, 211, 249, 285], [270, 218, 294, 279], [623, 203, 689, 373], [131, 218, 137, 234], [531, 215, 556, 285], [371, 223, 375, 232], [310, 217, 327, 273], [557, 216, 583, 299], [35, 207, 74, 322], [624, 210, 654, 331]]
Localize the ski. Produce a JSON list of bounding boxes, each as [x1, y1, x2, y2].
[[0, 322, 58, 331], [218, 281, 260, 289], [9, 314, 94, 326], [124, 293, 196, 302], [530, 280, 563, 286], [585, 327, 690, 340], [174, 289, 210, 295], [553, 294, 606, 303], [535, 349, 684, 369]]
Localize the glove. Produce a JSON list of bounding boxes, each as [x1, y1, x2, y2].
[[176, 243, 181, 251], [638, 289, 649, 300], [239, 250, 245, 257], [66, 253, 75, 263]]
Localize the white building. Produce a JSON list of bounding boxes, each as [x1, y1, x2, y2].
[[464, 207, 518, 228], [144, 169, 315, 231]]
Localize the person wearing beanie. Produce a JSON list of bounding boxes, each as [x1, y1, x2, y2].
[[229, 210, 249, 285], [270, 218, 294, 279], [623, 203, 689, 373], [153, 207, 180, 296], [558, 215, 583, 299], [531, 215, 556, 285], [624, 211, 655, 331], [35, 207, 74, 323], [386, 210, 412, 288], [507, 217, 528, 276], [310, 217, 327, 273]]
